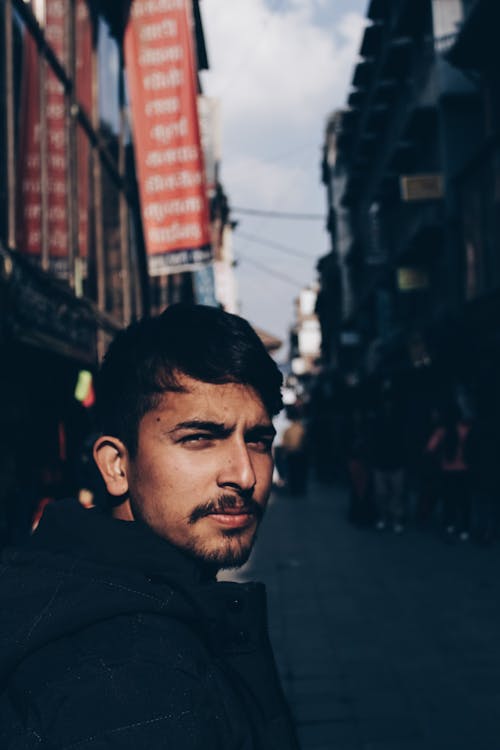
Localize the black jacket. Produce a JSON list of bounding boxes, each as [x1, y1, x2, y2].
[[0, 500, 298, 749]]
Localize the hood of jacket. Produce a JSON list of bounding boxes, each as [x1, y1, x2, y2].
[[0, 499, 270, 689]]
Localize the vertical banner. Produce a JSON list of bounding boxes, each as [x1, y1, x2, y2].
[[124, 0, 212, 275], [17, 0, 92, 277], [75, 0, 93, 264], [17, 28, 41, 259]]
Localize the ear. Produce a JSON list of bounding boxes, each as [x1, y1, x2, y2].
[[93, 436, 129, 498]]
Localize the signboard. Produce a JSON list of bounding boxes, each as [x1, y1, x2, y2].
[[192, 264, 218, 306], [17, 0, 91, 277], [124, 0, 212, 275], [400, 174, 443, 202], [1, 245, 98, 364], [397, 267, 430, 291], [340, 331, 360, 346]]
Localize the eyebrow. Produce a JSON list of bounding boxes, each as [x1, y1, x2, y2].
[[169, 419, 276, 438], [169, 420, 232, 437], [245, 424, 276, 439]]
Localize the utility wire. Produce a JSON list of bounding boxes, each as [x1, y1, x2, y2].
[[236, 253, 304, 289], [236, 230, 314, 262], [232, 206, 324, 220]]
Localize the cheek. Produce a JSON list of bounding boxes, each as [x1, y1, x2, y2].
[[255, 455, 274, 487], [139, 451, 210, 500]]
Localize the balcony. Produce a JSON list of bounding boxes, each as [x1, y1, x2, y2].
[[360, 22, 385, 58], [366, 103, 390, 130], [373, 77, 398, 105], [348, 89, 367, 109], [381, 37, 412, 77], [368, 0, 389, 22], [340, 173, 363, 208], [447, 0, 495, 70], [352, 59, 376, 89], [389, 202, 444, 265]]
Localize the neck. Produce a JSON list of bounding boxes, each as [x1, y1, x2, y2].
[[112, 499, 134, 522]]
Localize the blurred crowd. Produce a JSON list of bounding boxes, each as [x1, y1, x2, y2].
[[274, 374, 500, 546]]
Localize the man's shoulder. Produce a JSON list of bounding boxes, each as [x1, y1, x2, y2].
[[2, 641, 243, 749], [1, 580, 248, 748]]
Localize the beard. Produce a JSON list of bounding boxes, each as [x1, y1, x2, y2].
[[188, 527, 258, 569], [186, 493, 264, 569], [129, 492, 266, 571]]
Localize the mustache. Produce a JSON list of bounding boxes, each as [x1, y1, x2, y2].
[[188, 494, 264, 525]]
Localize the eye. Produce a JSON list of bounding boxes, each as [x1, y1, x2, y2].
[[179, 433, 213, 446], [248, 437, 274, 454]]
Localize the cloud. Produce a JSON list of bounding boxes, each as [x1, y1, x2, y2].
[[223, 154, 307, 207], [198, 0, 366, 340], [201, 1, 366, 152]]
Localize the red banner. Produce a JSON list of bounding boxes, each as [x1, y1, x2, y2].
[[17, 0, 92, 277], [75, 0, 93, 263], [124, 0, 212, 275]]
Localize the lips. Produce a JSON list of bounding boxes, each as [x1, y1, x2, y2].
[[207, 510, 256, 529], [188, 495, 264, 526]]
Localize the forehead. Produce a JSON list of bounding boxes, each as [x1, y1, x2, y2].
[[149, 376, 271, 424]]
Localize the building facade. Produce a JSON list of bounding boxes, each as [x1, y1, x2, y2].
[[0, 0, 232, 544], [319, 0, 500, 405]]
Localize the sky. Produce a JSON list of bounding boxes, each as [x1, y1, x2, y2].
[[200, 0, 368, 360]]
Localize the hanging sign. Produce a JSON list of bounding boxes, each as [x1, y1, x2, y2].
[[17, 0, 92, 277], [124, 0, 212, 275]]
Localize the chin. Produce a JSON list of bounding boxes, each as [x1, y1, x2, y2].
[[196, 533, 255, 570]]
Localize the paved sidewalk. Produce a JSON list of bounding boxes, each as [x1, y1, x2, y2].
[[226, 482, 500, 750]]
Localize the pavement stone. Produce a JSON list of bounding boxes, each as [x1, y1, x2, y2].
[[222, 481, 500, 749]]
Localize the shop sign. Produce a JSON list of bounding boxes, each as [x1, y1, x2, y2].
[[1, 247, 97, 363], [400, 174, 443, 202], [340, 331, 360, 346], [125, 0, 212, 275], [17, 0, 92, 277], [397, 267, 430, 291]]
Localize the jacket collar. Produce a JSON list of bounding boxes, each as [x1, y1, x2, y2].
[[30, 498, 216, 585]]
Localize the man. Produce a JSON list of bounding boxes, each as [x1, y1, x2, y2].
[[0, 304, 299, 749]]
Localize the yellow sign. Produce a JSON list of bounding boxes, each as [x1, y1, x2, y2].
[[400, 174, 443, 201], [397, 268, 429, 291]]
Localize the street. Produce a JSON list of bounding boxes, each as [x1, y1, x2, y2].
[[228, 482, 500, 750]]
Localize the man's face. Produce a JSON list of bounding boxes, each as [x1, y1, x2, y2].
[[123, 375, 275, 569]]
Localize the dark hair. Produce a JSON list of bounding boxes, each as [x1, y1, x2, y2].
[[95, 304, 283, 455]]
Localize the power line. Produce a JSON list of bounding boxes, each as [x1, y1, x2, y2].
[[232, 206, 324, 220], [237, 253, 304, 289], [236, 230, 314, 261]]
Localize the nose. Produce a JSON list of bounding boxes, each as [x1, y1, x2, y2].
[[217, 439, 256, 494]]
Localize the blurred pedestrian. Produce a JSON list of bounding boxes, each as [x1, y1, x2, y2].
[[426, 401, 471, 540], [309, 374, 335, 483], [282, 406, 308, 495], [369, 394, 407, 533], [466, 408, 500, 544], [345, 407, 374, 526], [272, 407, 292, 489], [414, 407, 442, 528]]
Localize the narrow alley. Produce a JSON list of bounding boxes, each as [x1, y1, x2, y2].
[[232, 483, 500, 750]]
